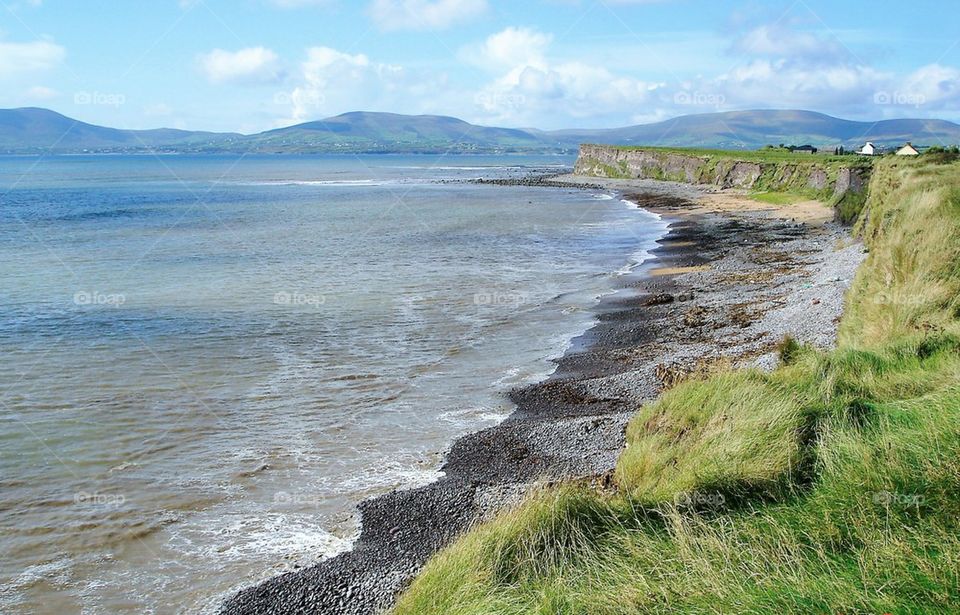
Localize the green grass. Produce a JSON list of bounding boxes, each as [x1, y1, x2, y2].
[[748, 191, 807, 205], [393, 157, 960, 614], [598, 144, 860, 164]]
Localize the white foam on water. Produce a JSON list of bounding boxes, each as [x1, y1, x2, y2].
[[439, 405, 512, 427], [0, 559, 73, 612], [7, 559, 72, 589], [614, 199, 671, 275], [333, 459, 446, 494], [166, 511, 360, 615], [616, 249, 656, 275], [194, 514, 354, 561]]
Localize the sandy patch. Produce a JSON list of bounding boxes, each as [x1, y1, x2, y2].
[[694, 192, 834, 225], [551, 175, 835, 225], [648, 265, 711, 276]]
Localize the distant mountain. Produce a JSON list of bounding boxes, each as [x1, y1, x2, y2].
[[0, 108, 239, 153], [549, 110, 960, 150], [0, 107, 958, 154], [247, 111, 545, 153]]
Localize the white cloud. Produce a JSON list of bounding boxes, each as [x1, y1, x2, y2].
[[476, 27, 551, 69], [277, 46, 408, 123], [710, 59, 886, 110], [485, 62, 663, 124], [461, 21, 908, 127], [25, 85, 58, 99], [899, 64, 960, 109], [667, 24, 960, 121], [198, 47, 283, 85], [732, 24, 849, 65], [465, 27, 663, 127], [267, 44, 467, 128], [252, 21, 960, 131], [650, 22, 888, 116], [0, 40, 65, 77], [367, 0, 488, 31]]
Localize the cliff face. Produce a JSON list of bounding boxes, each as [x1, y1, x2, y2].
[[574, 144, 871, 222]]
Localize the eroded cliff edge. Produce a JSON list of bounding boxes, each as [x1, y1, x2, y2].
[[574, 144, 871, 222]]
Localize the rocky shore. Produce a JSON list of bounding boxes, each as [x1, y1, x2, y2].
[[468, 174, 603, 190], [220, 177, 865, 615]]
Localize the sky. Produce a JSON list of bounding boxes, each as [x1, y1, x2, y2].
[[0, 0, 958, 133]]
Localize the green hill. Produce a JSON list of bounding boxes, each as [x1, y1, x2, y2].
[[245, 111, 546, 153], [0, 107, 239, 153], [549, 109, 960, 150], [1, 108, 958, 154]]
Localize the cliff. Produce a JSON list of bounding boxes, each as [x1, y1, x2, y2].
[[574, 144, 872, 223]]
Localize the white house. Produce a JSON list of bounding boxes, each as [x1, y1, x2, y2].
[[857, 142, 877, 156], [896, 142, 920, 156]]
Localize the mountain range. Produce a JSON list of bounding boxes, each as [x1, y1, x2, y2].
[[1, 107, 958, 154]]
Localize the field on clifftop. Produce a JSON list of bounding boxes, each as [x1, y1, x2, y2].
[[393, 156, 960, 614]]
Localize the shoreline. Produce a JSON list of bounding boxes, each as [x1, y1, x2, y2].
[[220, 177, 865, 615]]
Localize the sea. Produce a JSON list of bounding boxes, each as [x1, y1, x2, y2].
[[0, 154, 669, 613]]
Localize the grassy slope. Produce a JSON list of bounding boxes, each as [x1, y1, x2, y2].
[[394, 157, 960, 614], [748, 191, 808, 205]]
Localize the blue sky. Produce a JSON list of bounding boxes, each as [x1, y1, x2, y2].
[[1, 0, 958, 133]]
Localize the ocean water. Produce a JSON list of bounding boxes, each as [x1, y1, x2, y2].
[[0, 154, 668, 613]]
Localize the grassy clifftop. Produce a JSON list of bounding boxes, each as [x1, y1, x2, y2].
[[575, 145, 874, 224], [394, 157, 960, 614]]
